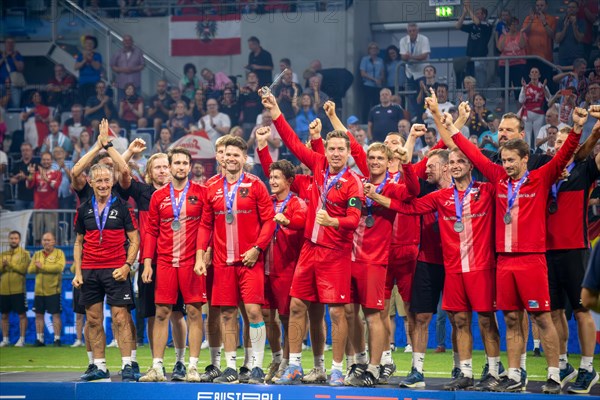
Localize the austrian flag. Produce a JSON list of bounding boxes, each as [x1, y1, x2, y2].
[[170, 15, 241, 56]]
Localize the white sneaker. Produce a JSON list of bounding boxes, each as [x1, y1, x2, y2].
[[324, 344, 332, 351], [201, 340, 209, 350], [14, 338, 25, 347], [107, 339, 118, 348], [0, 340, 9, 347], [71, 339, 83, 347], [404, 344, 413, 353]]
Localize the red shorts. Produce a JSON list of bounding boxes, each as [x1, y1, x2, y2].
[[385, 244, 419, 300], [442, 269, 496, 312], [264, 273, 293, 316], [350, 262, 387, 310], [155, 263, 207, 305], [211, 262, 265, 307], [290, 241, 351, 304], [496, 253, 551, 312]]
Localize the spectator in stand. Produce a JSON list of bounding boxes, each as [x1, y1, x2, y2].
[[448, 106, 470, 138], [368, 88, 405, 142], [21, 91, 50, 151], [46, 64, 76, 111], [397, 118, 411, 141], [72, 130, 92, 164], [577, 0, 598, 62], [494, 9, 512, 54], [63, 104, 88, 143], [415, 127, 438, 160], [273, 68, 300, 128], [303, 59, 354, 107], [416, 65, 438, 116], [110, 35, 145, 102], [168, 87, 190, 118], [294, 93, 318, 143], [188, 88, 205, 122], [200, 67, 232, 100], [74, 35, 102, 104], [478, 114, 500, 152], [200, 98, 230, 145], [553, 58, 589, 105], [0, 149, 6, 208], [588, 58, 600, 85], [108, 120, 129, 154], [238, 71, 262, 137], [279, 58, 300, 85], [120, 0, 144, 18], [535, 124, 558, 155], [147, 79, 174, 134], [536, 108, 567, 149], [0, 37, 25, 108], [519, 67, 551, 147], [460, 75, 477, 104], [0, 231, 30, 348], [118, 83, 144, 131], [455, 0, 492, 87], [359, 42, 385, 121], [423, 84, 454, 128], [41, 119, 73, 156], [229, 125, 244, 138], [168, 100, 192, 141], [247, 109, 282, 180], [29, 232, 65, 347], [497, 17, 527, 101], [180, 63, 200, 100], [581, 82, 600, 140], [219, 87, 240, 127], [0, 78, 11, 109], [467, 93, 493, 138], [9, 143, 35, 210], [84, 81, 116, 133], [303, 73, 331, 132], [152, 127, 173, 154], [522, 0, 557, 88], [555, 1, 586, 67], [549, 86, 577, 125], [26, 152, 61, 244], [384, 45, 404, 95], [246, 36, 273, 86], [399, 23, 431, 122]]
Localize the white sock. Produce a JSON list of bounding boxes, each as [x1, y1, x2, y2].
[[36, 333, 43, 341], [559, 353, 568, 370], [189, 356, 198, 368], [453, 351, 460, 368], [209, 347, 221, 367], [413, 352, 425, 373], [130, 349, 137, 363], [580, 356, 594, 373], [225, 351, 237, 370], [249, 322, 266, 369], [346, 354, 355, 367], [488, 356, 500, 378], [175, 347, 186, 364], [19, 336, 25, 342], [520, 353, 527, 370], [314, 354, 325, 369], [87, 351, 93, 365], [2, 336, 8, 343], [94, 358, 107, 372], [508, 367, 520, 382], [289, 352, 302, 367], [54, 335, 60, 341], [273, 350, 283, 364], [243, 347, 253, 369], [121, 356, 131, 369], [381, 350, 392, 365], [331, 360, 343, 372], [152, 358, 163, 369], [460, 358, 473, 378], [280, 358, 289, 370], [533, 339, 540, 349], [548, 366, 560, 383], [355, 351, 368, 364]]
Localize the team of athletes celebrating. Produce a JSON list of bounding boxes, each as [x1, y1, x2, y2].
[[69, 88, 600, 394]]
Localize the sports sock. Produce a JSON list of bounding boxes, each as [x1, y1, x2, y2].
[[460, 358, 473, 378], [175, 347, 186, 364], [210, 347, 221, 367], [94, 358, 107, 373], [249, 321, 266, 369], [225, 351, 237, 370], [413, 352, 425, 373]]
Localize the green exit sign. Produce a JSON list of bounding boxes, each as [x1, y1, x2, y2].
[[436, 6, 454, 17]]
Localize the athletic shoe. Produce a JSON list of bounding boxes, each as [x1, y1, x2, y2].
[[200, 365, 222, 382], [559, 363, 577, 388], [399, 367, 425, 388], [521, 369, 528, 391], [435, 345, 446, 353], [404, 344, 412, 353], [329, 369, 345, 386], [301, 367, 326, 383], [0, 340, 9, 347], [472, 373, 502, 391], [344, 363, 367, 385], [451, 367, 461, 380], [131, 361, 141, 381], [533, 348, 541, 357], [121, 364, 136, 382], [171, 361, 187, 381], [499, 361, 506, 377], [390, 343, 396, 352], [238, 366, 251, 383], [378, 363, 396, 384], [139, 366, 167, 382], [274, 365, 304, 385], [53, 339, 61, 347], [568, 368, 599, 394], [81, 367, 111, 382], [265, 361, 281, 383], [80, 364, 97, 380], [443, 372, 474, 391], [185, 365, 201, 382], [33, 339, 45, 347], [347, 370, 377, 387], [214, 367, 239, 384], [14, 338, 25, 347], [201, 340, 209, 350], [491, 376, 523, 392], [271, 367, 285, 383], [71, 339, 83, 348], [248, 367, 266, 384], [107, 339, 118, 348], [541, 378, 561, 394]]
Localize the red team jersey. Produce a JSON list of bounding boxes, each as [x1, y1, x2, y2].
[[452, 131, 580, 253], [198, 173, 276, 265], [143, 181, 206, 267], [27, 169, 62, 209]]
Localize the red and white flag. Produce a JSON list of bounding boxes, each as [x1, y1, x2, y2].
[[169, 130, 216, 160], [170, 15, 241, 56]]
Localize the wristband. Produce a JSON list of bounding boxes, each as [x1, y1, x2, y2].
[[103, 142, 114, 150], [253, 245, 263, 253], [124, 262, 132, 268]]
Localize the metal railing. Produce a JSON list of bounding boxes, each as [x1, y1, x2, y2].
[[23, 209, 78, 247]]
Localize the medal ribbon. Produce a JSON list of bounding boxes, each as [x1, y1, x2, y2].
[[273, 192, 293, 237], [321, 167, 347, 209], [506, 171, 529, 216], [224, 173, 245, 217], [170, 181, 190, 223], [550, 162, 576, 201], [453, 178, 475, 224], [92, 195, 115, 242], [366, 171, 389, 218]]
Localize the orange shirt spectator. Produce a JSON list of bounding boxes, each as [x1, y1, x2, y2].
[[522, 1, 556, 62]]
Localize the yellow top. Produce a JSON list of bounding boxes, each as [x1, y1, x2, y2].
[[0, 247, 30, 295], [28, 248, 65, 296]]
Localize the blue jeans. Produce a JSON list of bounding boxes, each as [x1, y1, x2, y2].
[[13, 199, 34, 211], [436, 298, 447, 348]]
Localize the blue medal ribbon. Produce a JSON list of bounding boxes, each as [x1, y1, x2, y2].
[[366, 171, 389, 217], [224, 172, 245, 217], [170, 181, 190, 223], [453, 178, 475, 224], [273, 192, 293, 238], [550, 162, 576, 200], [506, 171, 529, 216], [321, 167, 347, 209], [92, 195, 116, 243]]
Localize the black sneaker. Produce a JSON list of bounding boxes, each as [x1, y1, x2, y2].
[[348, 370, 378, 387], [443, 372, 474, 391], [480, 363, 489, 380], [171, 361, 187, 381], [200, 364, 222, 382], [533, 348, 541, 357], [344, 363, 367, 385], [492, 376, 523, 392], [81, 367, 111, 382], [541, 378, 561, 394], [121, 364, 136, 382], [248, 367, 265, 384], [568, 368, 599, 394], [131, 361, 141, 381], [451, 367, 460, 379], [33, 340, 45, 347], [472, 373, 502, 391], [53, 339, 61, 347], [378, 363, 396, 384], [214, 367, 239, 384], [238, 366, 251, 383], [80, 364, 97, 380]]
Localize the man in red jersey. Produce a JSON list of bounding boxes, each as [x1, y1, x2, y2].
[[139, 147, 206, 382], [261, 93, 364, 386], [195, 136, 276, 384], [26, 151, 61, 244], [545, 118, 600, 394], [72, 162, 139, 382], [444, 104, 588, 394]]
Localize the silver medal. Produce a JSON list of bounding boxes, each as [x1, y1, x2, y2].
[[454, 221, 464, 233], [503, 213, 512, 225], [171, 220, 181, 231], [226, 213, 234, 224], [365, 215, 375, 228]]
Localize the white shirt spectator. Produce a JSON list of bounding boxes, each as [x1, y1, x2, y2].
[[399, 34, 431, 80], [423, 101, 455, 127], [536, 122, 567, 153], [200, 113, 231, 146]]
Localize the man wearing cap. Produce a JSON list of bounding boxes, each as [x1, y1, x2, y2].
[[368, 88, 406, 143]]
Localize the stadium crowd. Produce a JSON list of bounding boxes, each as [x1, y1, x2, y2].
[[1, 0, 600, 395]]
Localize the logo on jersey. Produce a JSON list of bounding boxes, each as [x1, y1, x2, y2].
[[528, 300, 539, 309], [188, 195, 199, 205], [335, 181, 343, 190], [109, 209, 118, 219], [239, 188, 249, 198], [340, 295, 345, 300]]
